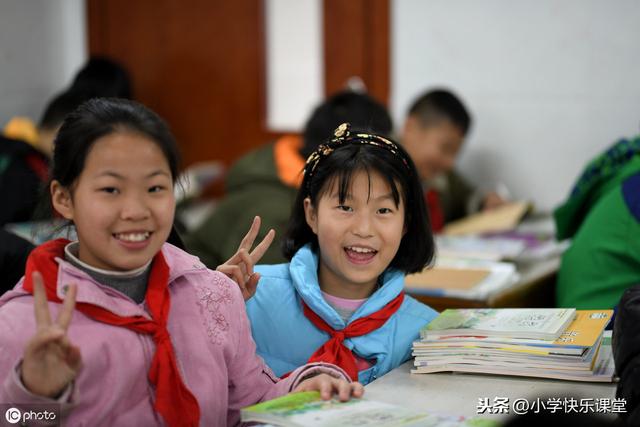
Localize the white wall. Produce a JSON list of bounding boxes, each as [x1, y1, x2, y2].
[[392, 0, 640, 211], [265, 0, 323, 131], [0, 0, 86, 126]]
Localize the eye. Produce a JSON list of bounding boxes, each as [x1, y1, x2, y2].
[[378, 207, 393, 214], [337, 205, 353, 212], [149, 185, 166, 193], [100, 187, 119, 194]]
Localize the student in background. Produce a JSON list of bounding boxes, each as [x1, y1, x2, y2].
[[0, 57, 133, 295], [226, 124, 438, 385], [184, 90, 392, 268], [1, 56, 132, 226], [0, 98, 362, 426], [400, 89, 506, 231], [555, 135, 640, 309]]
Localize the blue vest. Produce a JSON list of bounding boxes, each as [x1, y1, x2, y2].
[[247, 244, 438, 385]]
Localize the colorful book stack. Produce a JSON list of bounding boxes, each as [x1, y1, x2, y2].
[[411, 308, 615, 382]]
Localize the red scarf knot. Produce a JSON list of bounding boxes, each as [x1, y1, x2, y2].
[[301, 291, 405, 381]]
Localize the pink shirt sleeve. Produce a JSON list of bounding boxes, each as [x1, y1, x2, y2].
[[224, 278, 350, 426]]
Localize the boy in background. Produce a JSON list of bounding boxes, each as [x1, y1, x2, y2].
[[400, 89, 505, 231]]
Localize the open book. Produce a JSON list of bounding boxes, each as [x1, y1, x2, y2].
[[241, 391, 499, 427]]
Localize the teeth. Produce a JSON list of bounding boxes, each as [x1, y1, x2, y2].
[[346, 246, 376, 254], [116, 232, 150, 242]]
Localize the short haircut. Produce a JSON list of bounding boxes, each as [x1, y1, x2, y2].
[[407, 89, 472, 136], [283, 135, 434, 274], [301, 91, 393, 158], [70, 56, 132, 99], [39, 90, 93, 131]]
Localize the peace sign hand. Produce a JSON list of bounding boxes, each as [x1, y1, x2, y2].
[[21, 271, 82, 398], [216, 216, 275, 301]]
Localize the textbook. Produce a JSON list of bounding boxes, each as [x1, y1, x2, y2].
[[240, 391, 499, 427], [412, 311, 614, 383], [415, 310, 613, 356], [412, 331, 615, 383], [422, 308, 576, 341], [442, 201, 531, 236]]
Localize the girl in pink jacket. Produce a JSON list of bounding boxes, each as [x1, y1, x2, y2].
[[0, 98, 362, 426]]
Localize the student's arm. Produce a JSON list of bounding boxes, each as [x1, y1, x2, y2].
[[221, 273, 362, 425]]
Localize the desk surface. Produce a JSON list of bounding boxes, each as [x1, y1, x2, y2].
[[365, 361, 616, 421]]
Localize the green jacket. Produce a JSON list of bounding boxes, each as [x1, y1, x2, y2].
[[555, 138, 640, 309], [184, 143, 297, 268]]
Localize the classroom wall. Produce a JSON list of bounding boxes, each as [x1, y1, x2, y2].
[[392, 0, 640, 211], [0, 0, 86, 127], [266, 0, 323, 131]]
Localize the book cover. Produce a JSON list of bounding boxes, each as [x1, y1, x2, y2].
[[241, 391, 499, 427], [416, 310, 613, 355], [422, 308, 576, 340]]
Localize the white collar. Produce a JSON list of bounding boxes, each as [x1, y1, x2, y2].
[[64, 241, 151, 278]]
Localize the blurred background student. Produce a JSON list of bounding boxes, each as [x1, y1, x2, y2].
[[399, 89, 506, 232], [554, 135, 640, 309], [0, 56, 132, 295]]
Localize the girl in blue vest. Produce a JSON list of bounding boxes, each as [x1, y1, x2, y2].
[[234, 123, 438, 385]]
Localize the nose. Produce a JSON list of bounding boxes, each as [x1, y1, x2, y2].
[[351, 210, 374, 238], [120, 193, 151, 221]]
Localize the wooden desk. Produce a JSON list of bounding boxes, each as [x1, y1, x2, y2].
[[365, 361, 617, 421], [408, 257, 560, 311]]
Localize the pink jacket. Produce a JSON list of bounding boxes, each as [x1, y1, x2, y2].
[[0, 243, 348, 426]]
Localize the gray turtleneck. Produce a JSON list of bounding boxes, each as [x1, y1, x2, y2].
[[64, 242, 150, 304]]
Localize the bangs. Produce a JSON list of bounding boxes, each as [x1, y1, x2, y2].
[[318, 166, 402, 208]]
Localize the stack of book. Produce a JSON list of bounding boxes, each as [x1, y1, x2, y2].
[[412, 308, 615, 382]]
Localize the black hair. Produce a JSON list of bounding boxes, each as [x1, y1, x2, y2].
[[407, 89, 472, 136], [39, 90, 94, 130], [39, 57, 132, 131], [51, 98, 179, 190], [283, 135, 434, 274], [70, 56, 132, 99], [301, 91, 393, 158]]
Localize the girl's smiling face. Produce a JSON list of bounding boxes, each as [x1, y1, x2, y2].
[[52, 131, 175, 271], [304, 169, 405, 299]]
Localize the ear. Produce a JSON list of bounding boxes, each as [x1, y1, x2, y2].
[[50, 180, 75, 220], [303, 197, 318, 235]]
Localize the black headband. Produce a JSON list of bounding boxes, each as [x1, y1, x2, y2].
[[303, 123, 410, 185]]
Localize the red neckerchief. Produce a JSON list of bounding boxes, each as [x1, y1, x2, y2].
[[425, 188, 445, 232], [300, 291, 405, 381], [23, 239, 200, 427]]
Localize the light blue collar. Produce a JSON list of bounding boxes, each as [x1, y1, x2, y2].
[[289, 244, 405, 330]]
